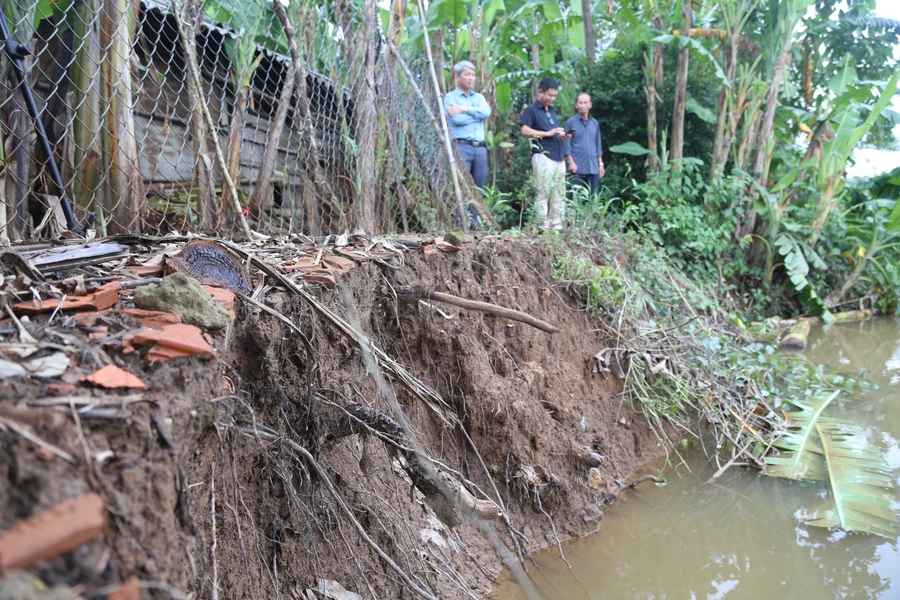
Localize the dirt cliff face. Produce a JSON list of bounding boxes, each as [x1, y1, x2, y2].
[[0, 237, 666, 599]]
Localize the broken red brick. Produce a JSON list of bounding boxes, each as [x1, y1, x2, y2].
[[88, 325, 109, 340], [422, 245, 438, 256], [120, 308, 182, 328], [300, 269, 336, 288], [202, 285, 236, 319], [107, 576, 140, 600], [46, 383, 76, 397], [34, 447, 56, 461], [322, 255, 356, 275], [0, 493, 105, 571], [81, 365, 148, 390], [13, 282, 121, 315], [129, 324, 217, 362], [282, 256, 320, 273]]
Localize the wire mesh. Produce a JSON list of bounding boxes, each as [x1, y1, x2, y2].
[[0, 0, 469, 241]]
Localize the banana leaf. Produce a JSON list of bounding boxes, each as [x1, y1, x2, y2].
[[764, 390, 838, 481], [807, 418, 898, 539], [765, 391, 898, 538]]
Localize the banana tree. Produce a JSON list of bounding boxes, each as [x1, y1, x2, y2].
[[825, 199, 900, 307], [807, 65, 900, 247], [738, 0, 814, 239], [704, 0, 759, 179]]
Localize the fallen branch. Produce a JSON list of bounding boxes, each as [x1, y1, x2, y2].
[[610, 474, 664, 501], [396, 287, 561, 334]]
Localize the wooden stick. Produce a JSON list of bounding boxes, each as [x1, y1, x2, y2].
[[399, 287, 561, 334]]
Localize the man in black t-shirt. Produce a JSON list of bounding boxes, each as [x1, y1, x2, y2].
[[520, 77, 572, 231]]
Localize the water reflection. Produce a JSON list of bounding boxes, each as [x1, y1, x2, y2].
[[491, 318, 900, 599]]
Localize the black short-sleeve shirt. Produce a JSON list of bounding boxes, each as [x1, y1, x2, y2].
[[520, 101, 566, 161]]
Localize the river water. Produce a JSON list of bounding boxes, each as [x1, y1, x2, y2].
[[491, 318, 900, 599]]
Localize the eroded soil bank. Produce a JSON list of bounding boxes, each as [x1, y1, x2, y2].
[[0, 237, 667, 599]]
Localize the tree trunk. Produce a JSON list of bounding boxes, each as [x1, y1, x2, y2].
[[347, 0, 378, 233], [222, 86, 248, 216], [433, 27, 447, 95], [100, 0, 143, 233], [531, 14, 541, 99], [386, 0, 408, 73], [642, 48, 662, 174], [738, 40, 791, 240], [751, 41, 791, 187], [669, 1, 691, 169], [582, 0, 595, 64], [710, 17, 738, 179], [71, 0, 104, 221], [287, 8, 332, 236], [807, 175, 836, 247], [249, 60, 297, 222]]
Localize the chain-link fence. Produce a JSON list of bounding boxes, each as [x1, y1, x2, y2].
[[0, 0, 478, 241]]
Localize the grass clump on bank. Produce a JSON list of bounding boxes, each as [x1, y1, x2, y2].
[[549, 231, 839, 469]]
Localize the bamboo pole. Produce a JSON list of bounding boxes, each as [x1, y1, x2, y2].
[[414, 0, 468, 231], [171, 1, 252, 240], [181, 0, 217, 231]]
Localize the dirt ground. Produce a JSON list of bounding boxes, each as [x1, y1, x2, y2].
[[0, 237, 668, 599]]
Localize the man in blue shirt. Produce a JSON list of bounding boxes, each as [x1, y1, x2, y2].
[[520, 77, 572, 231], [444, 60, 492, 190], [564, 93, 605, 196]]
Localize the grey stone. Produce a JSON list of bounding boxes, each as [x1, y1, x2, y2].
[[133, 272, 230, 330]]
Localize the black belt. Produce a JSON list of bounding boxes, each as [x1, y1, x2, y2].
[[456, 139, 485, 147]]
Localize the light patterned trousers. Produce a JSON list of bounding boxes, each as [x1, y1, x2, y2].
[[531, 153, 566, 230]]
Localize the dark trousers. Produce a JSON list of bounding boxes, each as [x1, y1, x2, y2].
[[570, 173, 600, 196], [457, 142, 488, 189]]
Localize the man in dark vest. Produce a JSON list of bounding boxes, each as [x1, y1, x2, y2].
[[520, 77, 572, 231]]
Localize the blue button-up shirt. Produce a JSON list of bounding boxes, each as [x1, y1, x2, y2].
[[444, 88, 492, 142], [563, 115, 603, 175]]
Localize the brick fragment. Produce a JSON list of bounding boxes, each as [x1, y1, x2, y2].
[[107, 576, 140, 600], [0, 493, 105, 572]]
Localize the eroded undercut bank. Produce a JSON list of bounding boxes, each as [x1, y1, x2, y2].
[[0, 237, 666, 600]]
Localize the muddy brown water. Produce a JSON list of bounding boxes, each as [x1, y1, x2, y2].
[[491, 318, 900, 599]]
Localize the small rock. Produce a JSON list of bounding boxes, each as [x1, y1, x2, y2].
[[586, 467, 603, 489], [133, 272, 230, 330], [618, 417, 628, 426], [443, 232, 465, 246]]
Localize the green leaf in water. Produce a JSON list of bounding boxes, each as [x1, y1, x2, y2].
[[806, 418, 898, 539]]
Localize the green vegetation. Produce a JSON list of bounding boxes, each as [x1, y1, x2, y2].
[[467, 0, 900, 321]]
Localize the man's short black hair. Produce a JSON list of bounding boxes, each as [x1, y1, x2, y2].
[[538, 77, 559, 92]]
